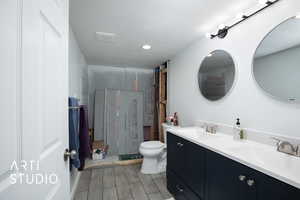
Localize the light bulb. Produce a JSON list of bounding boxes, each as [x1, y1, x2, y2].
[[218, 24, 226, 30], [258, 0, 268, 5], [205, 33, 212, 38]]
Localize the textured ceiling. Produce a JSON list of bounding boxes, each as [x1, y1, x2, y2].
[[70, 0, 258, 68]]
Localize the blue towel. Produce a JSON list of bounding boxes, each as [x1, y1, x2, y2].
[[69, 97, 80, 169]]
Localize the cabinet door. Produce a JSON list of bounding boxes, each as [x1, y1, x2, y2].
[[184, 141, 206, 199], [237, 164, 257, 200], [167, 133, 186, 176], [255, 170, 300, 200], [167, 171, 200, 200], [206, 150, 241, 200]]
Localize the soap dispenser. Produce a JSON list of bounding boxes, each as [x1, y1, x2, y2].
[[233, 118, 241, 140]]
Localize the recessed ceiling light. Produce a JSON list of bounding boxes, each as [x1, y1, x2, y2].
[[142, 44, 151, 50]]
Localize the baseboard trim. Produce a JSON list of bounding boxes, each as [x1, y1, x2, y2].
[[70, 171, 81, 200]]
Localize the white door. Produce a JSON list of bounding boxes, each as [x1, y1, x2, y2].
[[0, 0, 70, 199]]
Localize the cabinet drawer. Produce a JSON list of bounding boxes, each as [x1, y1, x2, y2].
[[167, 171, 200, 200]]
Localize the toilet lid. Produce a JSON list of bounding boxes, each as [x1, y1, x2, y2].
[[141, 141, 165, 149]]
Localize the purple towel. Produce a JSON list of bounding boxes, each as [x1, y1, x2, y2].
[[69, 97, 81, 169], [78, 105, 91, 170]]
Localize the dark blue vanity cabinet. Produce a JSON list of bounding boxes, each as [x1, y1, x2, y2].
[[206, 150, 256, 200], [167, 133, 300, 200], [167, 133, 206, 200]]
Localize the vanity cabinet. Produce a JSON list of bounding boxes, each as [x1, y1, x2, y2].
[[206, 148, 300, 200], [254, 169, 300, 200], [167, 132, 300, 200], [206, 150, 256, 200], [167, 134, 205, 200]]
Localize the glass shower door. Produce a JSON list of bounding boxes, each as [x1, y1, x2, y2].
[[119, 91, 143, 155], [104, 89, 144, 156]]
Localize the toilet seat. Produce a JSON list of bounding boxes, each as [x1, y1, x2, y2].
[[140, 141, 164, 149]]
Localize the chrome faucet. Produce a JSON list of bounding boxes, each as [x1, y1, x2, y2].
[[272, 137, 300, 157], [203, 123, 218, 134]]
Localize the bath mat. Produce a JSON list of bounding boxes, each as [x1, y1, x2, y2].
[[119, 153, 143, 161]]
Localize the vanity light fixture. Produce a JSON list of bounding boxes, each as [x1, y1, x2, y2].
[[142, 44, 151, 50], [208, 0, 280, 39]]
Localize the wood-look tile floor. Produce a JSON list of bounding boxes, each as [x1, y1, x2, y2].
[[74, 164, 173, 200]]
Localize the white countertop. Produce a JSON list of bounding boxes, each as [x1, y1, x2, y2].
[[168, 127, 300, 189]]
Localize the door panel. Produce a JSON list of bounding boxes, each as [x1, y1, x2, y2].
[[206, 150, 240, 200], [104, 89, 122, 155], [255, 170, 300, 200], [184, 141, 205, 199], [0, 0, 70, 199], [167, 134, 186, 176], [122, 91, 143, 155], [94, 90, 105, 141], [0, 0, 20, 197], [104, 89, 144, 155], [167, 171, 199, 200], [238, 164, 257, 200]]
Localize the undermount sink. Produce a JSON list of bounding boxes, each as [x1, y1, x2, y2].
[[226, 146, 300, 172]]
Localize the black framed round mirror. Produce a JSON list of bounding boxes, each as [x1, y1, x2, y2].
[[198, 50, 236, 101]]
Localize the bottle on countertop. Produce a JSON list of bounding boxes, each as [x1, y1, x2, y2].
[[173, 112, 179, 126], [233, 118, 242, 140]]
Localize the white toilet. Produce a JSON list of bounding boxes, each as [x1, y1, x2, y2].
[[139, 123, 174, 174]]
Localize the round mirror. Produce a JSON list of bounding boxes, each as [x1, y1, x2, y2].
[[253, 16, 300, 103], [198, 50, 236, 101]]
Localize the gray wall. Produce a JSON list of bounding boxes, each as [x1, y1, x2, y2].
[[88, 65, 154, 129], [69, 28, 88, 104], [168, 0, 300, 139]]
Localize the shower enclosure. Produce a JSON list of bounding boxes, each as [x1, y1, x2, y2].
[[94, 89, 144, 156]]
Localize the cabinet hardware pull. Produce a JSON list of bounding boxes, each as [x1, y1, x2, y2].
[[176, 185, 184, 192], [247, 179, 255, 187], [239, 175, 246, 182], [177, 142, 184, 147]]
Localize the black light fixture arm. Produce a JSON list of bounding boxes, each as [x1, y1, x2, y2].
[[210, 0, 280, 39]]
